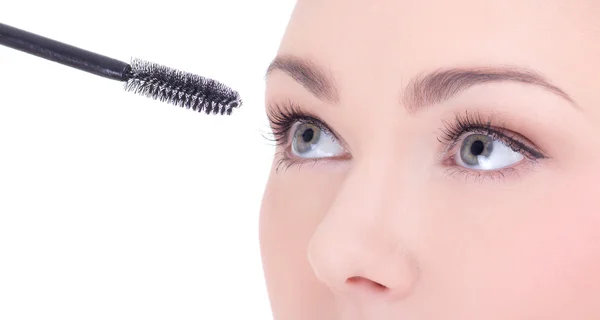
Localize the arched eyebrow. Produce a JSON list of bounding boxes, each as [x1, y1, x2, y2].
[[402, 67, 576, 112], [266, 55, 339, 104], [265, 55, 577, 111]]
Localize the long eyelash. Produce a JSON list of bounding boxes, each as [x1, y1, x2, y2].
[[265, 100, 344, 173], [266, 100, 335, 147], [439, 110, 547, 160]]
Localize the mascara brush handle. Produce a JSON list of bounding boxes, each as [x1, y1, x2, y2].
[[0, 22, 131, 81]]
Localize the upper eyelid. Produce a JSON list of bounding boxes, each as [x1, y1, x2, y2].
[[439, 110, 547, 155], [446, 128, 546, 160], [267, 103, 347, 148], [475, 127, 546, 159], [269, 102, 546, 162]]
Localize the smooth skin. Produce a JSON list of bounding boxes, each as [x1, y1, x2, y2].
[[260, 0, 600, 319]]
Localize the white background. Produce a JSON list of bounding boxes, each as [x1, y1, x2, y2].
[[0, 1, 294, 319]]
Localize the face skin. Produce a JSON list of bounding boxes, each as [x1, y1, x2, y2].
[[259, 0, 600, 319]]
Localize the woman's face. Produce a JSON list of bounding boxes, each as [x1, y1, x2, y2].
[[259, 0, 600, 319]]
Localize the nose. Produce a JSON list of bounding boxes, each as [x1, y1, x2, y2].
[[307, 160, 419, 302]]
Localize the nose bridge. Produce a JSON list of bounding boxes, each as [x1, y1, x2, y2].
[[307, 154, 419, 300]]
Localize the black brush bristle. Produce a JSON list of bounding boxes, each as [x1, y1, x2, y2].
[[124, 58, 242, 115]]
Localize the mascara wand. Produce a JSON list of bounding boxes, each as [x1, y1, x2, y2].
[[0, 22, 242, 115]]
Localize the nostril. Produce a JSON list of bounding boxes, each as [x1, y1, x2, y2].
[[346, 276, 390, 293]]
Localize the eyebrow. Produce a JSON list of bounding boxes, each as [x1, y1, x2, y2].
[[265, 55, 575, 111], [265, 55, 339, 103], [403, 67, 575, 112]]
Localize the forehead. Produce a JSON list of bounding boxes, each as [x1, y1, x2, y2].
[[276, 0, 599, 108]]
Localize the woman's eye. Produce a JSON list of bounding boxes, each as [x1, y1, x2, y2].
[[454, 133, 524, 170], [290, 122, 345, 158]]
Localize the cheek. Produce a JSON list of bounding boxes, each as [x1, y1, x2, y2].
[[258, 168, 345, 319], [449, 171, 600, 318], [519, 174, 600, 312]]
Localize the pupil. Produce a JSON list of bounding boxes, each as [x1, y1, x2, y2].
[[302, 128, 314, 143], [470, 140, 485, 155]]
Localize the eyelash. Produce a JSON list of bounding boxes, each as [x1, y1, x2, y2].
[[439, 110, 546, 159], [266, 101, 343, 172], [267, 101, 336, 145], [438, 111, 547, 181], [266, 102, 547, 177]]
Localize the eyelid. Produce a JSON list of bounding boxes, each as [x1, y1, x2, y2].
[[267, 101, 349, 152], [467, 127, 545, 160], [269, 108, 351, 172], [440, 131, 543, 171], [439, 111, 548, 161]]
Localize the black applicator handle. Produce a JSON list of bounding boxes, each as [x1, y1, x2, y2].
[[0, 22, 131, 81]]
